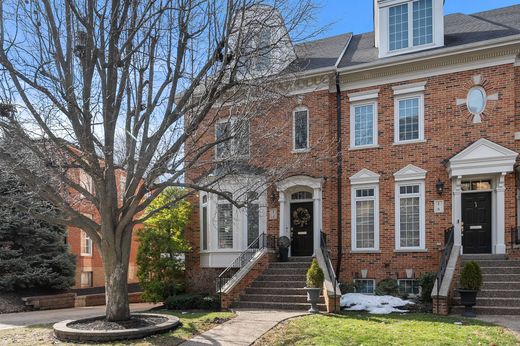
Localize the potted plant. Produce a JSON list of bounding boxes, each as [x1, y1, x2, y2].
[[305, 258, 324, 313], [458, 261, 482, 317]]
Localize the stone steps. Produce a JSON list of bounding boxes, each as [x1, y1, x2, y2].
[[479, 266, 520, 274], [452, 306, 520, 315], [482, 281, 520, 290], [233, 301, 327, 311], [231, 256, 323, 311], [482, 274, 520, 282]]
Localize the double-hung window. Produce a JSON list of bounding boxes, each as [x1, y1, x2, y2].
[[393, 83, 425, 144], [293, 108, 309, 151], [217, 193, 233, 249], [396, 182, 425, 250], [352, 187, 379, 251], [389, 0, 433, 52], [351, 102, 377, 148], [215, 118, 250, 159], [80, 230, 93, 256], [246, 192, 260, 247]]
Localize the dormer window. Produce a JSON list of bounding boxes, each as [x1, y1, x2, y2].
[[375, 0, 443, 58]]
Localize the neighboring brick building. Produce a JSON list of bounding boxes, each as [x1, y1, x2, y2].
[[185, 1, 520, 313], [67, 168, 140, 289]]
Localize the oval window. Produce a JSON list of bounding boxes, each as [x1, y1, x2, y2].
[[467, 87, 486, 115]]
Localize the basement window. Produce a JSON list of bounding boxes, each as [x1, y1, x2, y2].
[[354, 279, 375, 294]]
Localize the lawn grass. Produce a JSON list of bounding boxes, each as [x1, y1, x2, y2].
[[0, 310, 235, 346], [254, 312, 519, 346]]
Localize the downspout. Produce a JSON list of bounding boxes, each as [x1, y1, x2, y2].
[[335, 72, 343, 277]]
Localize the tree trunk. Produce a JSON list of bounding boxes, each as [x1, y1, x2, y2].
[[104, 258, 130, 321], [102, 229, 133, 322]]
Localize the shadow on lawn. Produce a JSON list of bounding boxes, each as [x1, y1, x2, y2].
[[332, 311, 493, 327]]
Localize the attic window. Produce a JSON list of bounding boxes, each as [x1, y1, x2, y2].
[[389, 0, 433, 52]]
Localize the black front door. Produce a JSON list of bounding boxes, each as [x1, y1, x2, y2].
[[290, 202, 314, 256], [462, 192, 492, 254]]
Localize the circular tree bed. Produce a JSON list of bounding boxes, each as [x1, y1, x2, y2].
[[53, 313, 180, 343]]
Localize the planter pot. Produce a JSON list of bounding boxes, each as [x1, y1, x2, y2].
[[458, 289, 478, 317], [305, 287, 322, 314]]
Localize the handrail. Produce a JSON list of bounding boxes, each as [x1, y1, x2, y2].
[[216, 233, 277, 308], [320, 231, 339, 313], [511, 226, 520, 248], [435, 225, 454, 314]]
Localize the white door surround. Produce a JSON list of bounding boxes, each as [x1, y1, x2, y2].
[[276, 175, 324, 256], [448, 139, 518, 255]]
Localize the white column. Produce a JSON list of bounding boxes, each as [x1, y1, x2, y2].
[[453, 176, 463, 248], [278, 191, 288, 238], [496, 172, 507, 254], [313, 188, 322, 253]]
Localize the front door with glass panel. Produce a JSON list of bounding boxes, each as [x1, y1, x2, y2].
[[462, 192, 492, 254], [290, 202, 313, 256]]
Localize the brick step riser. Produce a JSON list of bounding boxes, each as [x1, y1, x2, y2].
[[245, 288, 308, 295], [482, 282, 520, 290], [239, 294, 311, 303], [263, 269, 308, 275], [233, 301, 327, 311], [451, 306, 520, 315], [454, 290, 520, 298], [250, 281, 307, 288], [480, 267, 520, 274], [461, 261, 520, 267], [269, 262, 311, 269], [256, 275, 304, 282]]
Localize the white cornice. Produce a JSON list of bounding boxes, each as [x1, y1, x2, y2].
[[392, 81, 427, 95]]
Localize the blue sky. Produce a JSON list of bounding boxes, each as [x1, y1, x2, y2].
[[313, 0, 520, 37]]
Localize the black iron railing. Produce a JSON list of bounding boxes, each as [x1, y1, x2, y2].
[[216, 233, 277, 308], [435, 225, 454, 314], [321, 231, 339, 313], [511, 227, 520, 248]]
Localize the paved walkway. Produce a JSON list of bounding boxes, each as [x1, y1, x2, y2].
[[180, 309, 307, 346], [476, 315, 520, 336], [0, 303, 159, 330]]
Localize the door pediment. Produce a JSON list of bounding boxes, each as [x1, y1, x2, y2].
[[448, 139, 518, 177]]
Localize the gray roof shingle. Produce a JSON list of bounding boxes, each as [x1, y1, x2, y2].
[[336, 4, 520, 69]]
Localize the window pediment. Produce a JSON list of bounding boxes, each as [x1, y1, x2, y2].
[[394, 164, 427, 181], [350, 169, 381, 185]]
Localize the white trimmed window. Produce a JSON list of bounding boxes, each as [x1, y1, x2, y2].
[[396, 182, 425, 250], [80, 271, 93, 288], [354, 279, 375, 294], [398, 279, 420, 296], [217, 193, 233, 249], [389, 0, 433, 52], [351, 102, 377, 148], [80, 230, 93, 256], [215, 118, 250, 159], [246, 192, 260, 247], [352, 187, 379, 251], [293, 107, 309, 151], [79, 170, 94, 195], [350, 169, 380, 252], [394, 90, 424, 144]]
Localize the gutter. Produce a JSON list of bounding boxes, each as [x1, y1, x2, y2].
[[334, 72, 343, 278], [336, 33, 520, 74]]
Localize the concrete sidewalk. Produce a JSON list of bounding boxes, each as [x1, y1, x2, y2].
[[476, 315, 520, 336], [180, 309, 307, 346], [0, 303, 159, 330]]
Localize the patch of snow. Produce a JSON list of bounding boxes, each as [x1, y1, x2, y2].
[[340, 293, 413, 314]]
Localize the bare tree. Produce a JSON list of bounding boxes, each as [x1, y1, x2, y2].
[[0, 0, 318, 321]]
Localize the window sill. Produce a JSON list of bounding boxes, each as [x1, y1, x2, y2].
[[394, 248, 428, 253], [80, 254, 93, 257], [393, 139, 427, 146], [292, 148, 311, 154], [350, 249, 381, 254], [349, 145, 380, 151]]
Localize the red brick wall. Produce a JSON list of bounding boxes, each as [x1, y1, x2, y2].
[[185, 62, 520, 291]]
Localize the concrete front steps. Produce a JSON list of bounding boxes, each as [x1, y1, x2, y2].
[[452, 255, 520, 315], [233, 256, 327, 311]]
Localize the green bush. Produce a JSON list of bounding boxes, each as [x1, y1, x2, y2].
[[460, 261, 482, 290], [164, 293, 219, 310], [306, 258, 324, 288], [375, 279, 398, 296], [418, 272, 436, 303]]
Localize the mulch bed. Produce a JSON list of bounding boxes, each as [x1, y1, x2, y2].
[[68, 315, 168, 331], [0, 293, 29, 314]]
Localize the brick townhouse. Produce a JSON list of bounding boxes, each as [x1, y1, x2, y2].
[[67, 167, 140, 289], [185, 1, 520, 314]]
